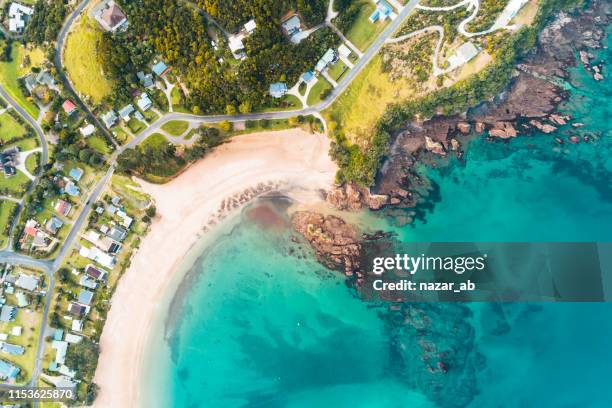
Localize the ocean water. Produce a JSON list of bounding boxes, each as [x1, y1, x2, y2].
[[142, 28, 612, 408]]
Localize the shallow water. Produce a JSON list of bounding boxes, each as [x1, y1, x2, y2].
[[143, 26, 612, 408]]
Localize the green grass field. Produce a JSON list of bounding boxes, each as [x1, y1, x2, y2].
[[0, 44, 43, 118], [0, 112, 27, 142], [343, 1, 390, 52], [127, 118, 146, 134], [0, 170, 31, 197], [86, 134, 111, 155], [307, 77, 333, 106], [161, 120, 189, 136], [0, 200, 18, 248], [25, 152, 40, 175], [6, 137, 39, 151], [328, 60, 349, 81], [142, 133, 169, 149], [64, 16, 114, 104]]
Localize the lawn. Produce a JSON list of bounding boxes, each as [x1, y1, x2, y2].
[[0, 43, 43, 118], [111, 126, 130, 144], [325, 55, 414, 147], [0, 112, 27, 142], [127, 117, 146, 134], [25, 152, 40, 175], [86, 134, 111, 155], [342, 0, 390, 52], [171, 86, 182, 105], [6, 136, 39, 151], [0, 170, 31, 197], [142, 133, 169, 149], [64, 16, 114, 104], [161, 120, 189, 136], [307, 77, 333, 106], [328, 60, 349, 81], [0, 200, 18, 248]]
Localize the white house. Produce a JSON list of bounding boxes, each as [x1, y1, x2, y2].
[[8, 3, 34, 33]]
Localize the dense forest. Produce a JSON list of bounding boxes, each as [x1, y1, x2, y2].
[[99, 0, 335, 113], [24, 0, 67, 45], [196, 0, 327, 31]]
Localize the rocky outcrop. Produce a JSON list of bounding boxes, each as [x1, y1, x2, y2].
[[529, 120, 557, 134], [291, 211, 362, 276], [488, 122, 518, 139], [326, 184, 389, 211], [425, 136, 446, 156]]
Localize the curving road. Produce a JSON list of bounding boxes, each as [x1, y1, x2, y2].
[[0, 0, 425, 396]]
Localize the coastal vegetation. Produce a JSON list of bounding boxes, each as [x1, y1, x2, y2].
[[98, 0, 337, 112], [328, 0, 586, 186]]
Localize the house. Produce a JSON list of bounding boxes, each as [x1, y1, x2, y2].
[[301, 71, 315, 84], [79, 246, 116, 269], [78, 290, 94, 306], [137, 71, 154, 88], [79, 124, 96, 137], [119, 104, 135, 121], [0, 342, 25, 356], [0, 306, 16, 323], [54, 199, 72, 217], [51, 339, 67, 364], [71, 319, 83, 332], [369, 0, 394, 23], [16, 292, 29, 307], [11, 326, 22, 337], [24, 219, 38, 238], [0, 359, 19, 381], [1, 149, 18, 177], [23, 70, 55, 93], [116, 210, 133, 228], [101, 110, 118, 128], [281, 14, 302, 37], [65, 182, 80, 197], [152, 61, 170, 77], [8, 2, 33, 33], [447, 42, 480, 70], [15, 274, 38, 292], [84, 230, 121, 254], [62, 100, 77, 115], [315, 48, 337, 73], [85, 264, 107, 282], [94, 0, 128, 32], [107, 225, 128, 242], [68, 302, 87, 317], [68, 167, 84, 182], [45, 216, 64, 235], [244, 19, 257, 34], [79, 275, 98, 290], [228, 35, 246, 60], [269, 82, 288, 98], [137, 93, 153, 111], [338, 44, 352, 59], [65, 333, 82, 344]]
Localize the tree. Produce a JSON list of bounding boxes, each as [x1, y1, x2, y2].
[[225, 104, 237, 115], [238, 101, 252, 114]]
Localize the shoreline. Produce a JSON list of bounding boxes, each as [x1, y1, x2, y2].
[[91, 128, 337, 408]]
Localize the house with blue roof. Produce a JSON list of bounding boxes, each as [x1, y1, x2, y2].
[[152, 61, 170, 77], [119, 104, 135, 121], [53, 329, 64, 341], [68, 167, 83, 182], [65, 182, 80, 197], [302, 71, 315, 83], [369, 0, 394, 23], [0, 359, 19, 381], [0, 342, 25, 356], [269, 82, 288, 98], [78, 289, 94, 306]]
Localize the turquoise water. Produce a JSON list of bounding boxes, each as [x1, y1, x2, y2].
[[144, 28, 612, 408]]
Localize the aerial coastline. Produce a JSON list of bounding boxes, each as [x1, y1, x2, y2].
[[91, 129, 336, 408]]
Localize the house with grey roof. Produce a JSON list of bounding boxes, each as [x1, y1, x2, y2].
[[15, 274, 38, 292], [0, 306, 16, 323]]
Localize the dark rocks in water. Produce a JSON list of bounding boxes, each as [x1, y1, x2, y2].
[[291, 211, 362, 276], [326, 183, 390, 211]]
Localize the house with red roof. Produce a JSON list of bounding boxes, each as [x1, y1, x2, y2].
[[62, 100, 77, 115]]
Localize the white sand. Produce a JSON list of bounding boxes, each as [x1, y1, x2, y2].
[[92, 129, 336, 408]]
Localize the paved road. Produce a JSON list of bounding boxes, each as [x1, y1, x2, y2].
[[54, 0, 117, 148], [0, 0, 423, 396]]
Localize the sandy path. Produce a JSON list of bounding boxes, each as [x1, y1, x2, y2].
[[92, 129, 336, 408]]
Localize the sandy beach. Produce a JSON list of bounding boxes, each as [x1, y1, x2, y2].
[[92, 129, 336, 408]]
